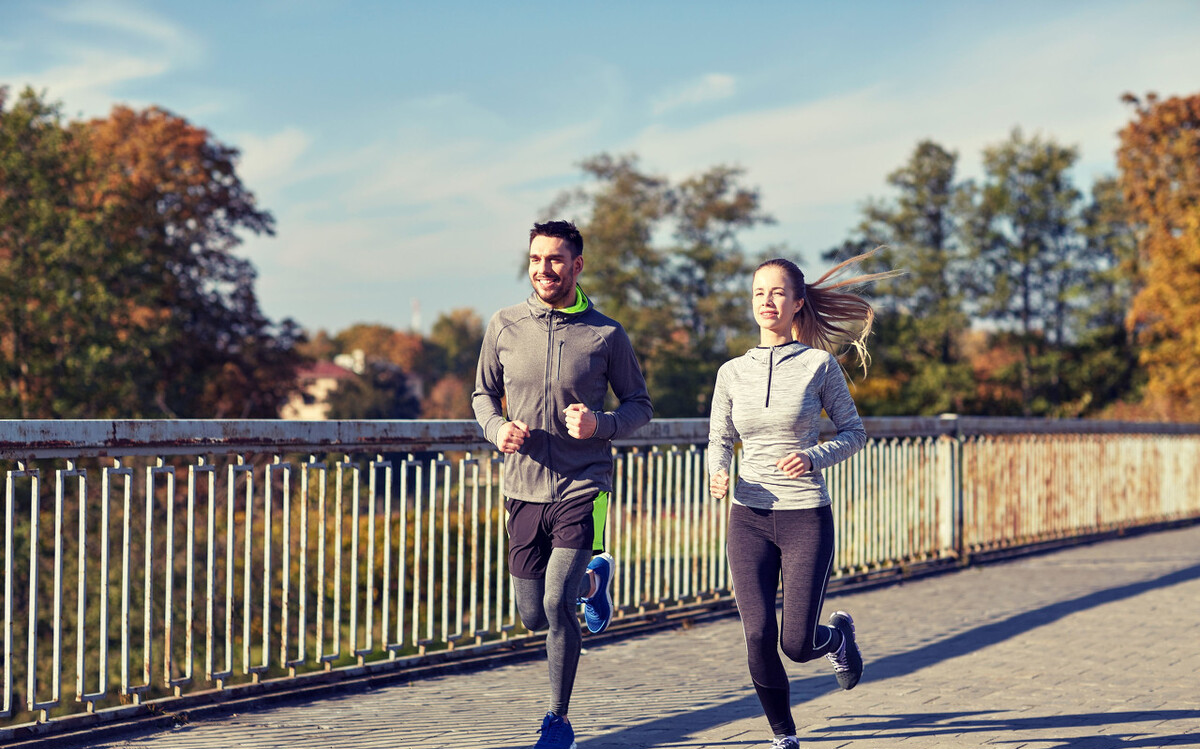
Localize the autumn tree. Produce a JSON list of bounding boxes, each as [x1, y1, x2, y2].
[[319, 310, 480, 419], [0, 87, 303, 417], [1117, 92, 1200, 420], [429, 308, 483, 379], [334, 323, 431, 379], [82, 102, 303, 417], [424, 309, 482, 418]]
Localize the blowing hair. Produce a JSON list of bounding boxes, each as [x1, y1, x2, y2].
[[757, 249, 900, 376]]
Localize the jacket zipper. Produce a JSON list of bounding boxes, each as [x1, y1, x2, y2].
[[765, 346, 774, 407], [544, 314, 556, 496]]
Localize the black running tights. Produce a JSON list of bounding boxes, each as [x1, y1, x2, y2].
[[727, 503, 842, 736]]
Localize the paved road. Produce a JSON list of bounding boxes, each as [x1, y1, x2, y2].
[[77, 524, 1200, 749]]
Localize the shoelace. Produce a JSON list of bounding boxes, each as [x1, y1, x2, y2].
[[539, 717, 567, 740], [825, 638, 850, 672]]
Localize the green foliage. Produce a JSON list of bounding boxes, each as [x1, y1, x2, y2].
[[0, 86, 303, 417], [428, 308, 484, 381], [545, 154, 771, 416], [825, 140, 977, 415], [826, 131, 1146, 418], [961, 129, 1087, 413], [849, 310, 976, 416]]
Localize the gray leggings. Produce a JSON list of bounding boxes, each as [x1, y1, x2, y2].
[[727, 503, 841, 736], [512, 547, 593, 716]]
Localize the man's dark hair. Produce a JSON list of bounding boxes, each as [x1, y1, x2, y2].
[[530, 220, 584, 257]]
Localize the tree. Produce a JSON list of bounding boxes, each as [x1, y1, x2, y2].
[[657, 166, 772, 415], [422, 374, 473, 419], [0, 87, 303, 417], [828, 140, 976, 416], [963, 129, 1085, 414], [0, 87, 119, 416], [82, 103, 303, 417], [325, 359, 420, 419], [1063, 176, 1143, 417], [1117, 91, 1200, 420], [547, 154, 771, 416], [428, 308, 483, 380], [335, 323, 432, 380], [543, 154, 673, 358]]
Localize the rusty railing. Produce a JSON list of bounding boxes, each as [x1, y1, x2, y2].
[[0, 416, 1197, 738]]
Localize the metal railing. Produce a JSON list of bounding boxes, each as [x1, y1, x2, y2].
[[1, 416, 1198, 737]]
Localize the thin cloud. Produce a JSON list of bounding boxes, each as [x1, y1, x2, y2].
[[626, 5, 1200, 256], [13, 51, 168, 116], [48, 0, 199, 58], [9, 0, 201, 117], [651, 73, 737, 116], [234, 127, 313, 193]]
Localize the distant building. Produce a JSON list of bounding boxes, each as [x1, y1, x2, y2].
[[280, 361, 358, 420]]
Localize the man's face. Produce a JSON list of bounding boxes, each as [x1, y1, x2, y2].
[[528, 235, 583, 308]]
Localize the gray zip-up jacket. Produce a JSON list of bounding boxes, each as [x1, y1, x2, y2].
[[473, 288, 653, 504], [708, 342, 866, 510]]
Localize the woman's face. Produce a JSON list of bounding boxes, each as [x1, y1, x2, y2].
[[752, 265, 803, 338]]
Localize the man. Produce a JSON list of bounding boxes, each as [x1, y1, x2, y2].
[[473, 220, 652, 749]]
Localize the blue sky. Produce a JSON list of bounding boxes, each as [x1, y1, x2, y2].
[[3, 1, 1199, 337]]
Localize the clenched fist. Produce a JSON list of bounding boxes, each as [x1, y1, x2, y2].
[[775, 451, 811, 479], [710, 469, 729, 500], [563, 403, 597, 439], [497, 420, 530, 454]]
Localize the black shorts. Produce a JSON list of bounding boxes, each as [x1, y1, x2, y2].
[[505, 494, 595, 579]]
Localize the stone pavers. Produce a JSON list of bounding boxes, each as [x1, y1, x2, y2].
[[74, 523, 1200, 748]]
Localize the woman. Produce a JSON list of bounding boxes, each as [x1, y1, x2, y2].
[[708, 253, 893, 749]]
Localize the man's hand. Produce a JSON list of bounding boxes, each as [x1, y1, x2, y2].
[[563, 403, 598, 439], [497, 420, 530, 454], [775, 452, 812, 479], [710, 469, 729, 500]]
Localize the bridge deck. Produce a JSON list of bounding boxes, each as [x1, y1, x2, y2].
[[52, 523, 1200, 748]]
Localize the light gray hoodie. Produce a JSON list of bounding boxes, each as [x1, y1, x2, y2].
[[473, 288, 652, 504], [708, 341, 866, 510]]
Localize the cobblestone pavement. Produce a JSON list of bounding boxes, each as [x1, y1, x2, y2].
[[78, 524, 1200, 749]]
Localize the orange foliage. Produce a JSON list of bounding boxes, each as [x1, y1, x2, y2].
[[335, 324, 429, 374], [1118, 92, 1200, 420], [422, 374, 473, 419]]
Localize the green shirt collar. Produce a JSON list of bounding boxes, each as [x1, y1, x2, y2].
[[562, 284, 588, 314]]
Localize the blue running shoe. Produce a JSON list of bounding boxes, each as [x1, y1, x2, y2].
[[533, 712, 576, 749], [580, 552, 615, 634]]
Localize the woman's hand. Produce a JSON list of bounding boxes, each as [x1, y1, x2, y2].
[[775, 452, 811, 479], [710, 469, 729, 500]]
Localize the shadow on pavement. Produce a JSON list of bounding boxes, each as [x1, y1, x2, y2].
[[584, 561, 1200, 748], [811, 710, 1200, 747]]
